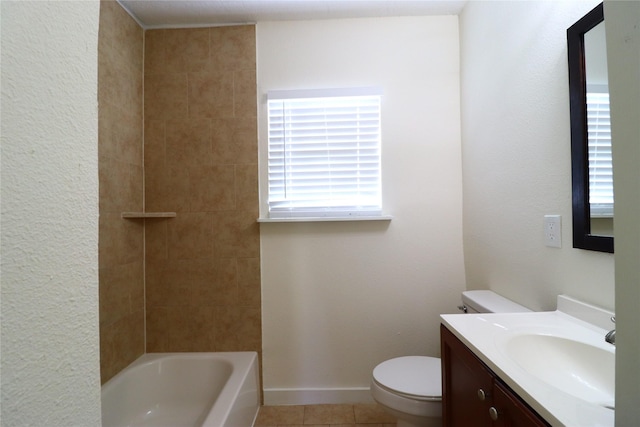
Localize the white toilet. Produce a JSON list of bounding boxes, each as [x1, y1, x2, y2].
[[370, 290, 530, 427]]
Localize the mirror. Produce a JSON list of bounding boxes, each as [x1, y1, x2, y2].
[[568, 3, 614, 253]]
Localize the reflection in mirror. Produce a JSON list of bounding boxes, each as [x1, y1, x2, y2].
[[568, 3, 614, 253], [584, 21, 613, 236]]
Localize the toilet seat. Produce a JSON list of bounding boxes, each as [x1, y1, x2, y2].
[[372, 356, 442, 401]]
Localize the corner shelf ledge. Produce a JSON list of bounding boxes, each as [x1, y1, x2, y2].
[[121, 212, 177, 219]]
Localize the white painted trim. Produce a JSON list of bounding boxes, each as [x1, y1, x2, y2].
[[258, 215, 392, 223], [115, 0, 146, 29], [263, 387, 376, 406]]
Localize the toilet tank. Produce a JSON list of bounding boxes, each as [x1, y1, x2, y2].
[[461, 290, 531, 313]]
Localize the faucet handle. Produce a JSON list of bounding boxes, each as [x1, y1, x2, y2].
[[611, 316, 615, 324]]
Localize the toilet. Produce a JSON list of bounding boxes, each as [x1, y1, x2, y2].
[[370, 290, 531, 427]]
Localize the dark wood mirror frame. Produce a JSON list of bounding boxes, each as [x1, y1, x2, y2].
[[567, 3, 614, 253]]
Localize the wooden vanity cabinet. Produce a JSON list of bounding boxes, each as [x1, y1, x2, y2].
[[441, 325, 550, 427]]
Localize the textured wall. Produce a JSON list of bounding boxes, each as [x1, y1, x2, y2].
[[604, 1, 640, 424], [0, 1, 101, 425], [459, 0, 614, 311], [143, 26, 261, 355], [98, 0, 145, 384], [258, 17, 465, 404]]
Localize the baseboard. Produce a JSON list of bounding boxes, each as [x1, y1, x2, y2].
[[263, 387, 376, 406]]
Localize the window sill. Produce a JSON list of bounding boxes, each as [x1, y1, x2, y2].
[[257, 215, 393, 223]]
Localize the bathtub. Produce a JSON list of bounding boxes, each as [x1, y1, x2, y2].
[[101, 352, 260, 427]]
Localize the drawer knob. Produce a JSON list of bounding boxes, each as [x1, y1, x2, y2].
[[489, 407, 500, 421], [477, 389, 488, 401]]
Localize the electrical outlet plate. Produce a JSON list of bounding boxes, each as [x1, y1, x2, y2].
[[544, 215, 562, 248]]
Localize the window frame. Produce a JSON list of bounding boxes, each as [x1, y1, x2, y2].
[[259, 87, 391, 223]]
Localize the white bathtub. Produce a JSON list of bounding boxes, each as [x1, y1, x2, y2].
[[101, 352, 260, 427]]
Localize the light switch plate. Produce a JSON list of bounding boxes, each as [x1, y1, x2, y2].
[[544, 215, 562, 248]]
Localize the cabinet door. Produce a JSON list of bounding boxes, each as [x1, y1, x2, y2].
[[491, 382, 550, 427], [441, 325, 494, 427]]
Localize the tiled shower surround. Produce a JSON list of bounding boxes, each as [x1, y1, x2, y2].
[[98, 0, 145, 383], [98, 0, 260, 384], [143, 26, 260, 353]]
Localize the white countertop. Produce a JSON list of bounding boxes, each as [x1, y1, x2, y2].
[[441, 303, 615, 427]]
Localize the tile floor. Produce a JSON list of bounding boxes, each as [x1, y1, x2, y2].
[[255, 403, 396, 426]]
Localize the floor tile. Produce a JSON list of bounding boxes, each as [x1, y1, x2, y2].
[[354, 404, 396, 424], [256, 404, 396, 426], [304, 404, 355, 424], [254, 405, 304, 426]]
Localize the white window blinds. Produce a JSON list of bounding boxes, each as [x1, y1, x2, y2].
[[267, 88, 382, 218], [586, 91, 613, 217]]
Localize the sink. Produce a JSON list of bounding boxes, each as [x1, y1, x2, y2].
[[505, 334, 615, 409], [442, 297, 617, 426]]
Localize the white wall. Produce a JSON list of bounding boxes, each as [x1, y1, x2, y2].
[[604, 1, 640, 424], [0, 2, 101, 425], [459, 0, 614, 312], [257, 17, 465, 404]]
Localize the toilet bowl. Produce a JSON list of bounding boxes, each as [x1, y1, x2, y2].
[[370, 290, 530, 427], [371, 356, 442, 427]]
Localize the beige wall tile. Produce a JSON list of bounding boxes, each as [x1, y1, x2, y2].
[[99, 213, 144, 268], [188, 71, 234, 119], [99, 261, 143, 326], [99, 158, 143, 213], [100, 309, 144, 382], [168, 212, 214, 260], [211, 117, 258, 165], [214, 258, 239, 306], [165, 118, 212, 166], [214, 306, 261, 351], [99, 102, 143, 165], [145, 306, 171, 352], [145, 72, 189, 120], [144, 162, 190, 212], [213, 210, 260, 258], [142, 23, 260, 361], [144, 30, 165, 75], [235, 164, 259, 212], [146, 258, 216, 307], [210, 26, 256, 72], [165, 28, 210, 73], [167, 306, 216, 352], [98, 0, 144, 384], [238, 257, 261, 308], [143, 119, 166, 169], [144, 220, 169, 261], [189, 165, 236, 211], [233, 68, 257, 118]]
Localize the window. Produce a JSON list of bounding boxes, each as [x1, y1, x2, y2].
[[266, 88, 383, 219], [586, 89, 613, 217]]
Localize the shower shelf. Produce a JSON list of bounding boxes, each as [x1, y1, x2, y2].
[[121, 212, 177, 219]]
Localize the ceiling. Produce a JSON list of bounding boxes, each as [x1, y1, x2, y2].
[[118, 0, 467, 28]]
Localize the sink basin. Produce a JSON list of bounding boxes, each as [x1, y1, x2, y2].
[[505, 334, 615, 408]]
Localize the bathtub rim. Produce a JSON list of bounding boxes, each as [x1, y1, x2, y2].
[[101, 351, 260, 427]]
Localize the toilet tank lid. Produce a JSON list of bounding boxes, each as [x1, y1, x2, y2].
[[462, 290, 531, 313]]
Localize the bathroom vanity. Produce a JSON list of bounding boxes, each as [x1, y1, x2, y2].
[[441, 325, 549, 426], [440, 296, 615, 427]]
